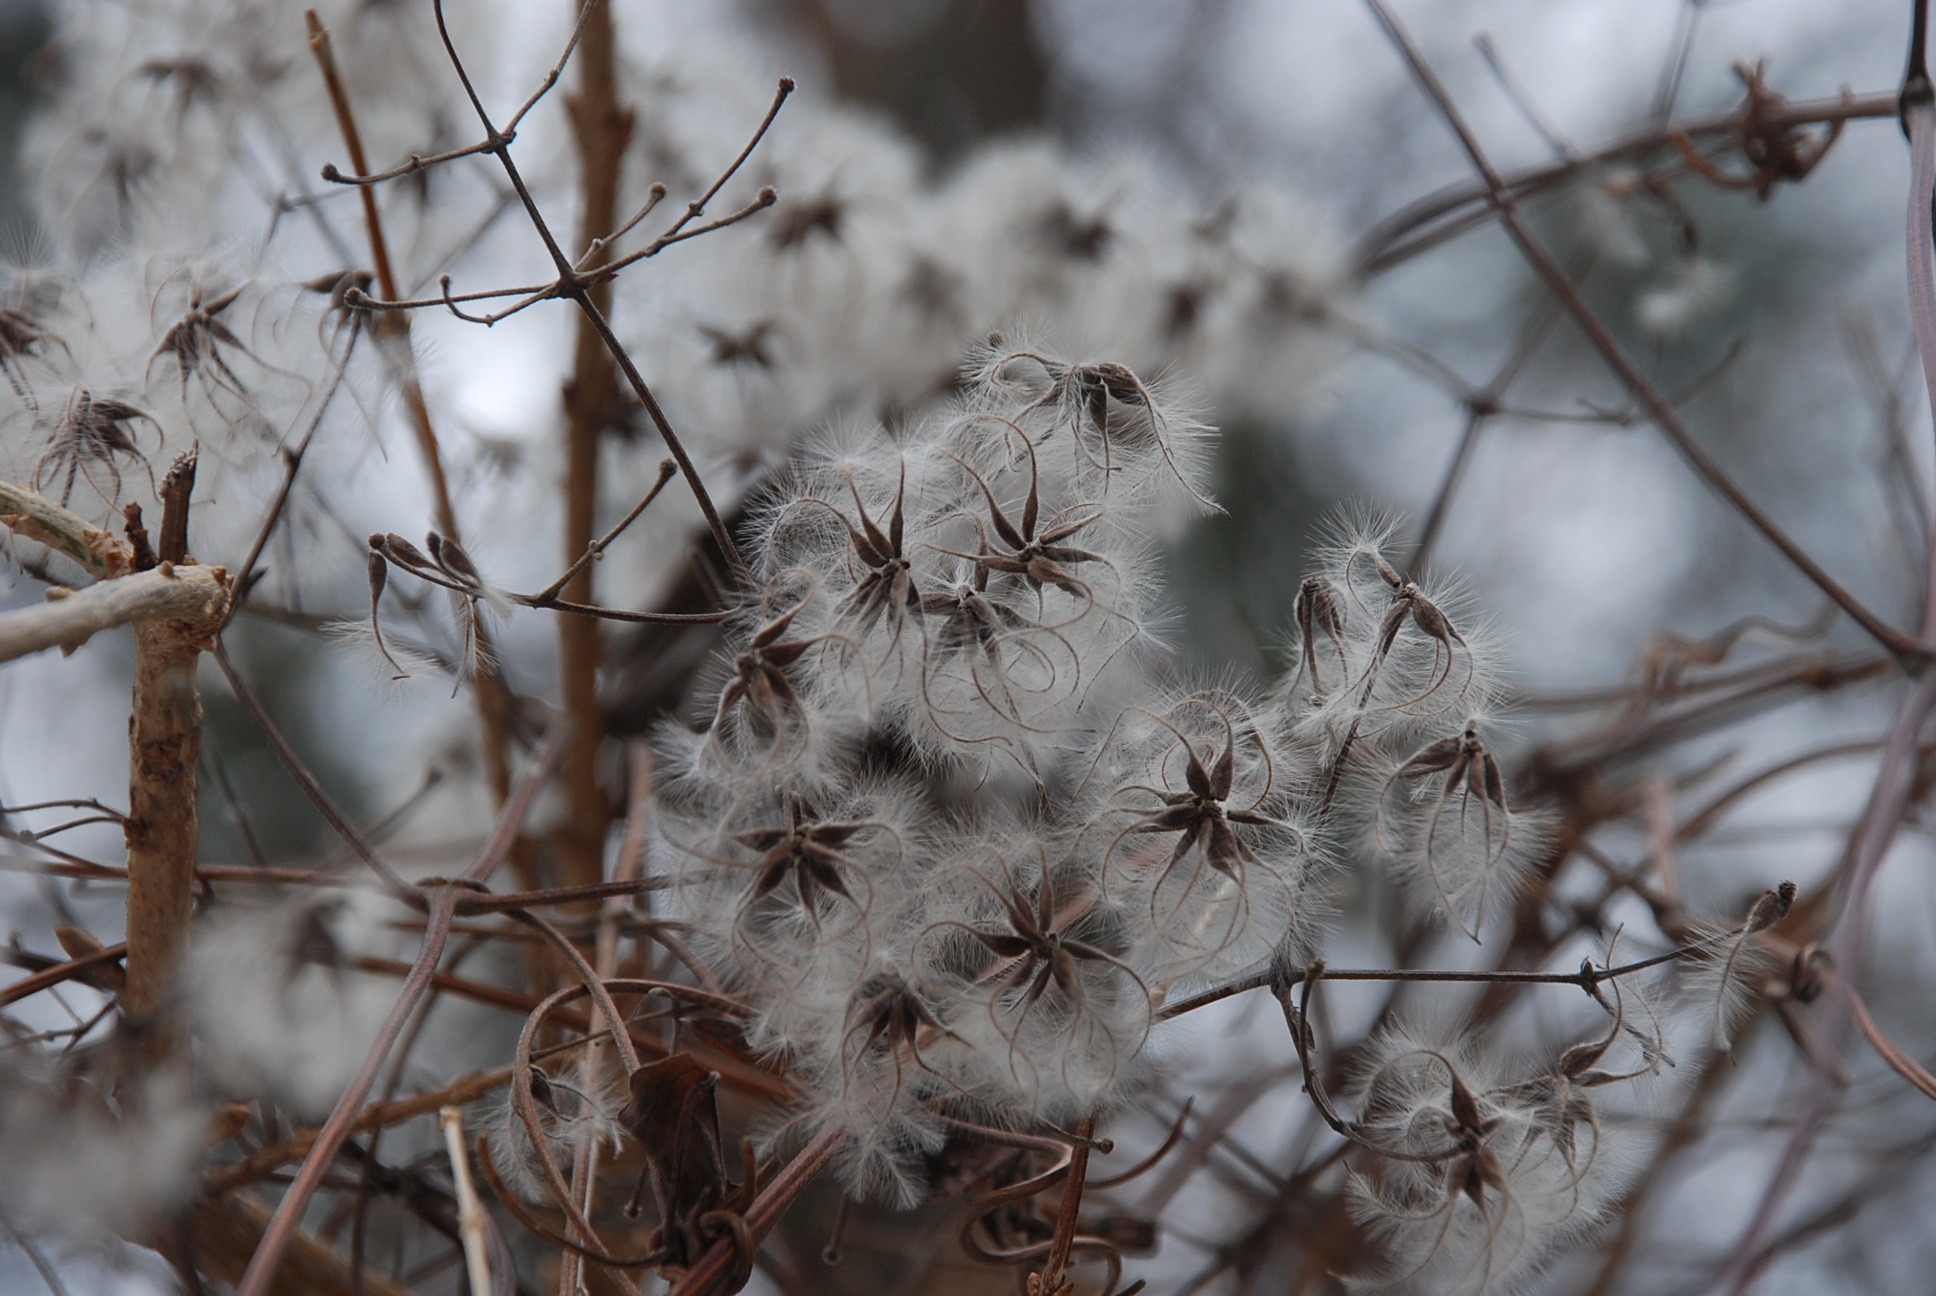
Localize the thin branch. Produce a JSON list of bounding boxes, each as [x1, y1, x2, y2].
[[429, 0, 783, 581], [1362, 0, 1929, 664], [0, 941, 126, 1009], [224, 356, 351, 627], [1356, 90, 1898, 274], [207, 1066, 515, 1194], [321, 137, 507, 187], [306, 8, 520, 810], [211, 642, 412, 894]]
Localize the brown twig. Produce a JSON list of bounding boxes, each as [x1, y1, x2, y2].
[[0, 940, 127, 1009], [206, 1065, 515, 1193], [1038, 1114, 1098, 1295], [1838, 970, 1936, 1102], [663, 1125, 847, 1296], [211, 641, 412, 894], [554, 0, 634, 898], [1356, 90, 1898, 274], [430, 0, 789, 582]]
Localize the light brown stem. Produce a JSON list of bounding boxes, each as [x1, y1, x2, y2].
[[556, 0, 634, 889], [122, 565, 228, 1051], [0, 481, 133, 578], [440, 1106, 495, 1296], [0, 564, 228, 663]]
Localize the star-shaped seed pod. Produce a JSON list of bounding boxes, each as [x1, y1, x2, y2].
[[836, 464, 920, 640], [149, 281, 249, 402], [1294, 574, 1348, 699], [711, 596, 828, 734], [1122, 709, 1289, 892], [1358, 547, 1467, 706], [1441, 1069, 1510, 1212], [843, 971, 961, 1080], [732, 796, 870, 915], [1390, 720, 1508, 852], [36, 390, 156, 507], [944, 449, 1106, 600], [957, 865, 1135, 1022]]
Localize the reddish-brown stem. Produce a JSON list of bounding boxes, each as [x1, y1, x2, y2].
[[1039, 1115, 1098, 1293], [663, 1126, 847, 1296], [555, 0, 633, 894], [0, 941, 127, 1009]]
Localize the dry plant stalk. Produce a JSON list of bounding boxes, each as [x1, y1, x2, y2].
[[120, 453, 230, 1053], [557, 0, 634, 889], [439, 1105, 494, 1296], [0, 564, 227, 663]]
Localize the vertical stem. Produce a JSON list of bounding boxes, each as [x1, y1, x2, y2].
[[557, 0, 633, 889], [439, 1106, 494, 1296], [122, 616, 208, 1049], [123, 456, 227, 1064], [1037, 1115, 1096, 1294]]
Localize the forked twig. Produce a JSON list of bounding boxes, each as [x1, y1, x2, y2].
[[425, 0, 796, 583]]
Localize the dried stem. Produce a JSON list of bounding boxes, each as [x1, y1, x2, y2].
[[1038, 1114, 1098, 1294], [114, 455, 228, 1065], [431, 0, 778, 581], [1357, 90, 1898, 274], [208, 1065, 514, 1193], [0, 480, 133, 577], [555, 0, 633, 893], [439, 1106, 494, 1296], [0, 563, 229, 663], [1714, 8, 1936, 1280], [664, 1126, 847, 1296], [0, 940, 127, 1009], [233, 734, 563, 1296]]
